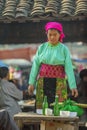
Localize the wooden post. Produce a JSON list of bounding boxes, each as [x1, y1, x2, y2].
[[41, 120, 46, 130]]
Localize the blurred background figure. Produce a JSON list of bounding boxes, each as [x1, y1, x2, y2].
[[9, 65, 15, 80], [77, 68, 87, 129], [9, 67, 29, 100], [77, 68, 87, 103]]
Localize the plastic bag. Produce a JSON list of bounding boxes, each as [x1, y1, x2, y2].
[[60, 99, 84, 116]]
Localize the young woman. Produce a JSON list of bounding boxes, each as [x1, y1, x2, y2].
[[28, 22, 78, 110]]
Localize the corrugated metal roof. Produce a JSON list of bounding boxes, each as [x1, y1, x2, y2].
[[0, 0, 87, 22]]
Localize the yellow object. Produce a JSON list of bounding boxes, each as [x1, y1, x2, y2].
[[75, 103, 87, 108], [9, 72, 13, 80]]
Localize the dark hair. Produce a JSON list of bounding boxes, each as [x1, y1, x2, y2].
[[0, 67, 9, 79], [79, 69, 87, 79]]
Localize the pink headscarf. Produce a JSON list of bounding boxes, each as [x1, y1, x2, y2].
[[45, 22, 65, 42]]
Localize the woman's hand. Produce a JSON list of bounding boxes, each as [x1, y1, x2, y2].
[[71, 88, 78, 97], [28, 85, 34, 96]]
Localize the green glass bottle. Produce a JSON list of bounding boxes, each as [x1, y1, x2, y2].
[[42, 96, 48, 115], [53, 95, 59, 116]]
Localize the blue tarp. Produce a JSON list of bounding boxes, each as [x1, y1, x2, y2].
[[72, 58, 87, 63], [0, 60, 8, 68]]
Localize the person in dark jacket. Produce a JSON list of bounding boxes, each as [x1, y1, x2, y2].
[[77, 69, 87, 130], [77, 68, 87, 103], [0, 109, 19, 130]]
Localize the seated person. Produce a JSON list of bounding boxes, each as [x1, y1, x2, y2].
[[0, 109, 19, 130], [0, 65, 23, 118]]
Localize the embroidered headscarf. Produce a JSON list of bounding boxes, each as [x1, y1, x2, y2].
[[45, 22, 65, 42]]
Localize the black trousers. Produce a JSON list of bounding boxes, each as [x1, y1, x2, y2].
[[43, 78, 56, 106], [0, 109, 19, 130]]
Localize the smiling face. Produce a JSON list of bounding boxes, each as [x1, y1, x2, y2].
[[47, 29, 60, 45]]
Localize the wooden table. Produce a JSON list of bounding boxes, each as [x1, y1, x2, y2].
[[14, 112, 79, 130]]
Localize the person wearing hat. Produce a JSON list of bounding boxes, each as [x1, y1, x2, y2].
[[0, 109, 19, 130], [28, 21, 78, 111], [0, 65, 23, 118]]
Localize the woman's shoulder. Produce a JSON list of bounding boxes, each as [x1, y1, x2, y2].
[[60, 43, 69, 50], [38, 42, 48, 51], [60, 42, 67, 47], [39, 42, 48, 48]]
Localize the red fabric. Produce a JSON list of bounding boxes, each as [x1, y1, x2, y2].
[[39, 64, 65, 78]]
